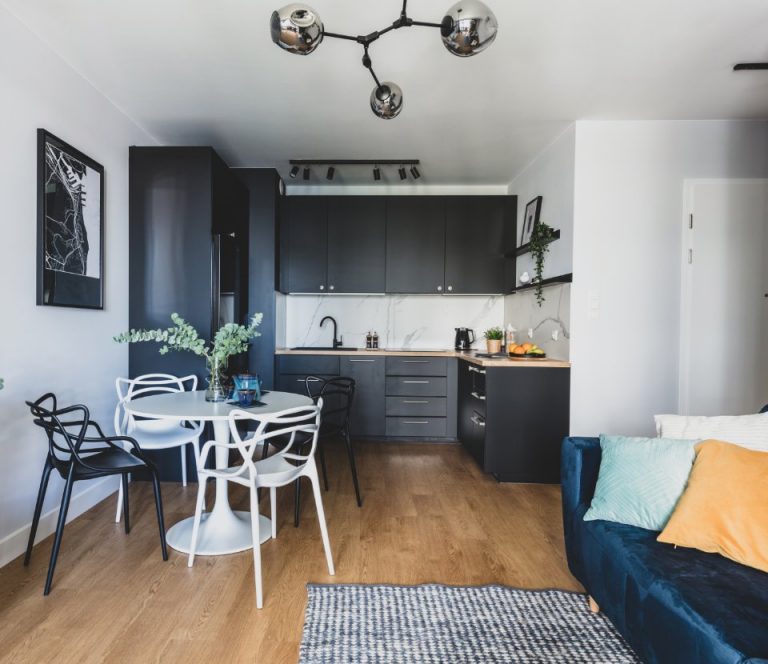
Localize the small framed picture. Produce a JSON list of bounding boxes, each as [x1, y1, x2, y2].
[[520, 196, 542, 246], [37, 129, 105, 309]]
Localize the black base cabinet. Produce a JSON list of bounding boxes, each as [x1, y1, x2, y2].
[[458, 360, 570, 483]]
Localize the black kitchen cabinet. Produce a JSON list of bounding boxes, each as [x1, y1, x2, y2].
[[279, 194, 516, 295], [327, 197, 386, 293], [445, 196, 510, 294], [458, 359, 570, 482], [341, 357, 385, 437], [279, 196, 328, 293], [385, 197, 446, 294]]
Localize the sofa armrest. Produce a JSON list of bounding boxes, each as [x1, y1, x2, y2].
[[561, 437, 601, 582]]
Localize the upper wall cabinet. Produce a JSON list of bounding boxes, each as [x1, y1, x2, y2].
[[386, 197, 446, 294], [279, 194, 516, 295], [279, 196, 328, 293], [445, 196, 510, 294], [327, 196, 386, 293]]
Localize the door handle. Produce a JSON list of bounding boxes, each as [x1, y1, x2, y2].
[[403, 400, 429, 404], [471, 391, 486, 401], [403, 421, 430, 425], [349, 359, 375, 362], [403, 380, 429, 384], [302, 378, 322, 383], [468, 366, 486, 375], [403, 360, 430, 364], [470, 415, 486, 427]]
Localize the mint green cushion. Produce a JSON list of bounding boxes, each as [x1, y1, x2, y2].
[[583, 435, 698, 531]]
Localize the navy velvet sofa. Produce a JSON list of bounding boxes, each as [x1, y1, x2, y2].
[[562, 436, 768, 664]]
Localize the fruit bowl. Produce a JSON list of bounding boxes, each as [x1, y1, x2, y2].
[[507, 342, 546, 360]]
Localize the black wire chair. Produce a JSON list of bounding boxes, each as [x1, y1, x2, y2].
[[25, 393, 168, 595], [294, 376, 362, 526]]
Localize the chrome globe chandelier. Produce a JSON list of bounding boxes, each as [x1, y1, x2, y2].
[[270, 0, 498, 119]]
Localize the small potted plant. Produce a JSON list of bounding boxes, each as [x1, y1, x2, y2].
[[115, 312, 262, 402], [484, 327, 504, 354]]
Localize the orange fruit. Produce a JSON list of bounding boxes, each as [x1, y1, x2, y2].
[[522, 343, 533, 352], [513, 347, 526, 355]]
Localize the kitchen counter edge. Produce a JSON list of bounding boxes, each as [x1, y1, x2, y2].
[[275, 348, 570, 368]]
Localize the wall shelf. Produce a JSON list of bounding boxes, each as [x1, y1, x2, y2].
[[509, 272, 572, 295], [507, 229, 561, 258]]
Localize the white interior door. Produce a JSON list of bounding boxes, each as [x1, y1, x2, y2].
[[679, 179, 768, 416]]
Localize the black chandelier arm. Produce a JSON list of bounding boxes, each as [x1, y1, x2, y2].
[[322, 31, 358, 42], [362, 46, 383, 89]]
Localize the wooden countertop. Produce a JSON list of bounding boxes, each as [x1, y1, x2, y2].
[[275, 348, 570, 368]]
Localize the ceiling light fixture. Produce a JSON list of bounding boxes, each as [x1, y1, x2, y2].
[[373, 165, 382, 181], [289, 165, 300, 178], [326, 166, 335, 180], [398, 165, 407, 181], [271, 1, 498, 119], [303, 167, 311, 181], [410, 165, 421, 180]]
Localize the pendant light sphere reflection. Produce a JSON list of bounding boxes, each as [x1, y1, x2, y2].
[[271, 4, 324, 55], [370, 82, 404, 120], [440, 0, 498, 57]]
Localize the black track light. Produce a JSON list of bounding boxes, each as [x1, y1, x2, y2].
[[326, 166, 335, 181], [373, 165, 381, 181], [289, 165, 300, 179], [410, 165, 421, 180], [398, 165, 407, 181], [303, 167, 310, 181]]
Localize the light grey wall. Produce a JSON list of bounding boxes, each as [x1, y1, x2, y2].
[[0, 7, 157, 567], [570, 120, 768, 437]]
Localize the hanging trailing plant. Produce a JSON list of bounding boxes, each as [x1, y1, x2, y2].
[[528, 221, 557, 307]]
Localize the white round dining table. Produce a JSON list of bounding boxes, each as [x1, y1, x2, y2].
[[124, 389, 313, 556]]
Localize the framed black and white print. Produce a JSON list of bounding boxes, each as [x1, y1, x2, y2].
[[520, 195, 542, 246], [37, 129, 104, 309]]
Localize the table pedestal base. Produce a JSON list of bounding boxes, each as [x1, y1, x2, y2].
[[166, 510, 272, 556]]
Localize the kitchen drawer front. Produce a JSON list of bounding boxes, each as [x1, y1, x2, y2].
[[386, 417, 447, 438], [276, 355, 340, 376], [276, 374, 337, 395], [385, 396, 447, 417], [386, 356, 448, 377], [385, 376, 447, 397]]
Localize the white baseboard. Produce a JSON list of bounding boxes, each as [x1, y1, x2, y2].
[[0, 476, 119, 569]]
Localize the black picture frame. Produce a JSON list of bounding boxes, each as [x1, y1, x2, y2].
[[520, 195, 542, 246], [37, 129, 105, 309]]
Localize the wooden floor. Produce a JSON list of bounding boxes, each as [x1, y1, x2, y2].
[[0, 442, 580, 663]]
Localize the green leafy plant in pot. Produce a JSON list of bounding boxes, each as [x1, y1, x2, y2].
[[528, 221, 558, 306], [484, 327, 504, 354], [114, 313, 263, 402]]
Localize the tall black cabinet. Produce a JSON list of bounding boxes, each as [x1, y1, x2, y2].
[[129, 146, 249, 481]]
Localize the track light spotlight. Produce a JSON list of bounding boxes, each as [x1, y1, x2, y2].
[[289, 165, 300, 178], [303, 167, 310, 181], [398, 165, 407, 181], [326, 166, 335, 181], [373, 165, 382, 181], [410, 165, 421, 180]]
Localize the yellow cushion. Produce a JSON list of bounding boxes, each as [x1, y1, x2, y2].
[[658, 439, 768, 573]]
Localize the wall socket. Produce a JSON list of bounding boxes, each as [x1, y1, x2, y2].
[[551, 330, 559, 341], [527, 328, 534, 339]]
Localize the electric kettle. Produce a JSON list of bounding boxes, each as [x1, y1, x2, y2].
[[454, 328, 475, 351]]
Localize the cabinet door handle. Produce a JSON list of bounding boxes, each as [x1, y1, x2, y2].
[[349, 359, 375, 363], [437, 285, 443, 292], [329, 285, 335, 291], [319, 285, 325, 291], [403, 360, 430, 364], [403, 400, 429, 404], [403, 380, 429, 384], [468, 366, 486, 375], [447, 285, 453, 292], [301, 378, 322, 383], [470, 415, 486, 427], [403, 421, 430, 425], [471, 391, 486, 401]]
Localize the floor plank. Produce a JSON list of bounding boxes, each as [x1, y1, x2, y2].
[[0, 441, 581, 663]]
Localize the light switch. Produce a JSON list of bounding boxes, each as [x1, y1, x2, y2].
[[588, 290, 600, 320]]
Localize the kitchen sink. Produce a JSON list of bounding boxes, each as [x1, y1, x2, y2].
[[289, 346, 358, 351]]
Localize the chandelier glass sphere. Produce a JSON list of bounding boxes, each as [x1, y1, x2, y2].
[[270, 0, 497, 118], [270, 3, 324, 55]]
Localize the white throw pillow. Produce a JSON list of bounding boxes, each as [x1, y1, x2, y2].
[[655, 414, 768, 453]]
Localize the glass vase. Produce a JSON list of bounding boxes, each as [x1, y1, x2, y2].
[[205, 357, 229, 402]]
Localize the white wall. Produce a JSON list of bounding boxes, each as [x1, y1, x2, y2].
[[504, 126, 575, 360], [570, 120, 768, 437], [282, 295, 504, 350], [0, 8, 157, 567]]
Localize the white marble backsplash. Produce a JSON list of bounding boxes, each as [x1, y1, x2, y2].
[[504, 284, 571, 360], [281, 295, 505, 350]]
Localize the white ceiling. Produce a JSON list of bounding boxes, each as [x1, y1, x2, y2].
[[5, 0, 768, 185]]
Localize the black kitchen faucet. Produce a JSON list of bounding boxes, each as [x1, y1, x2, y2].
[[320, 316, 343, 349]]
